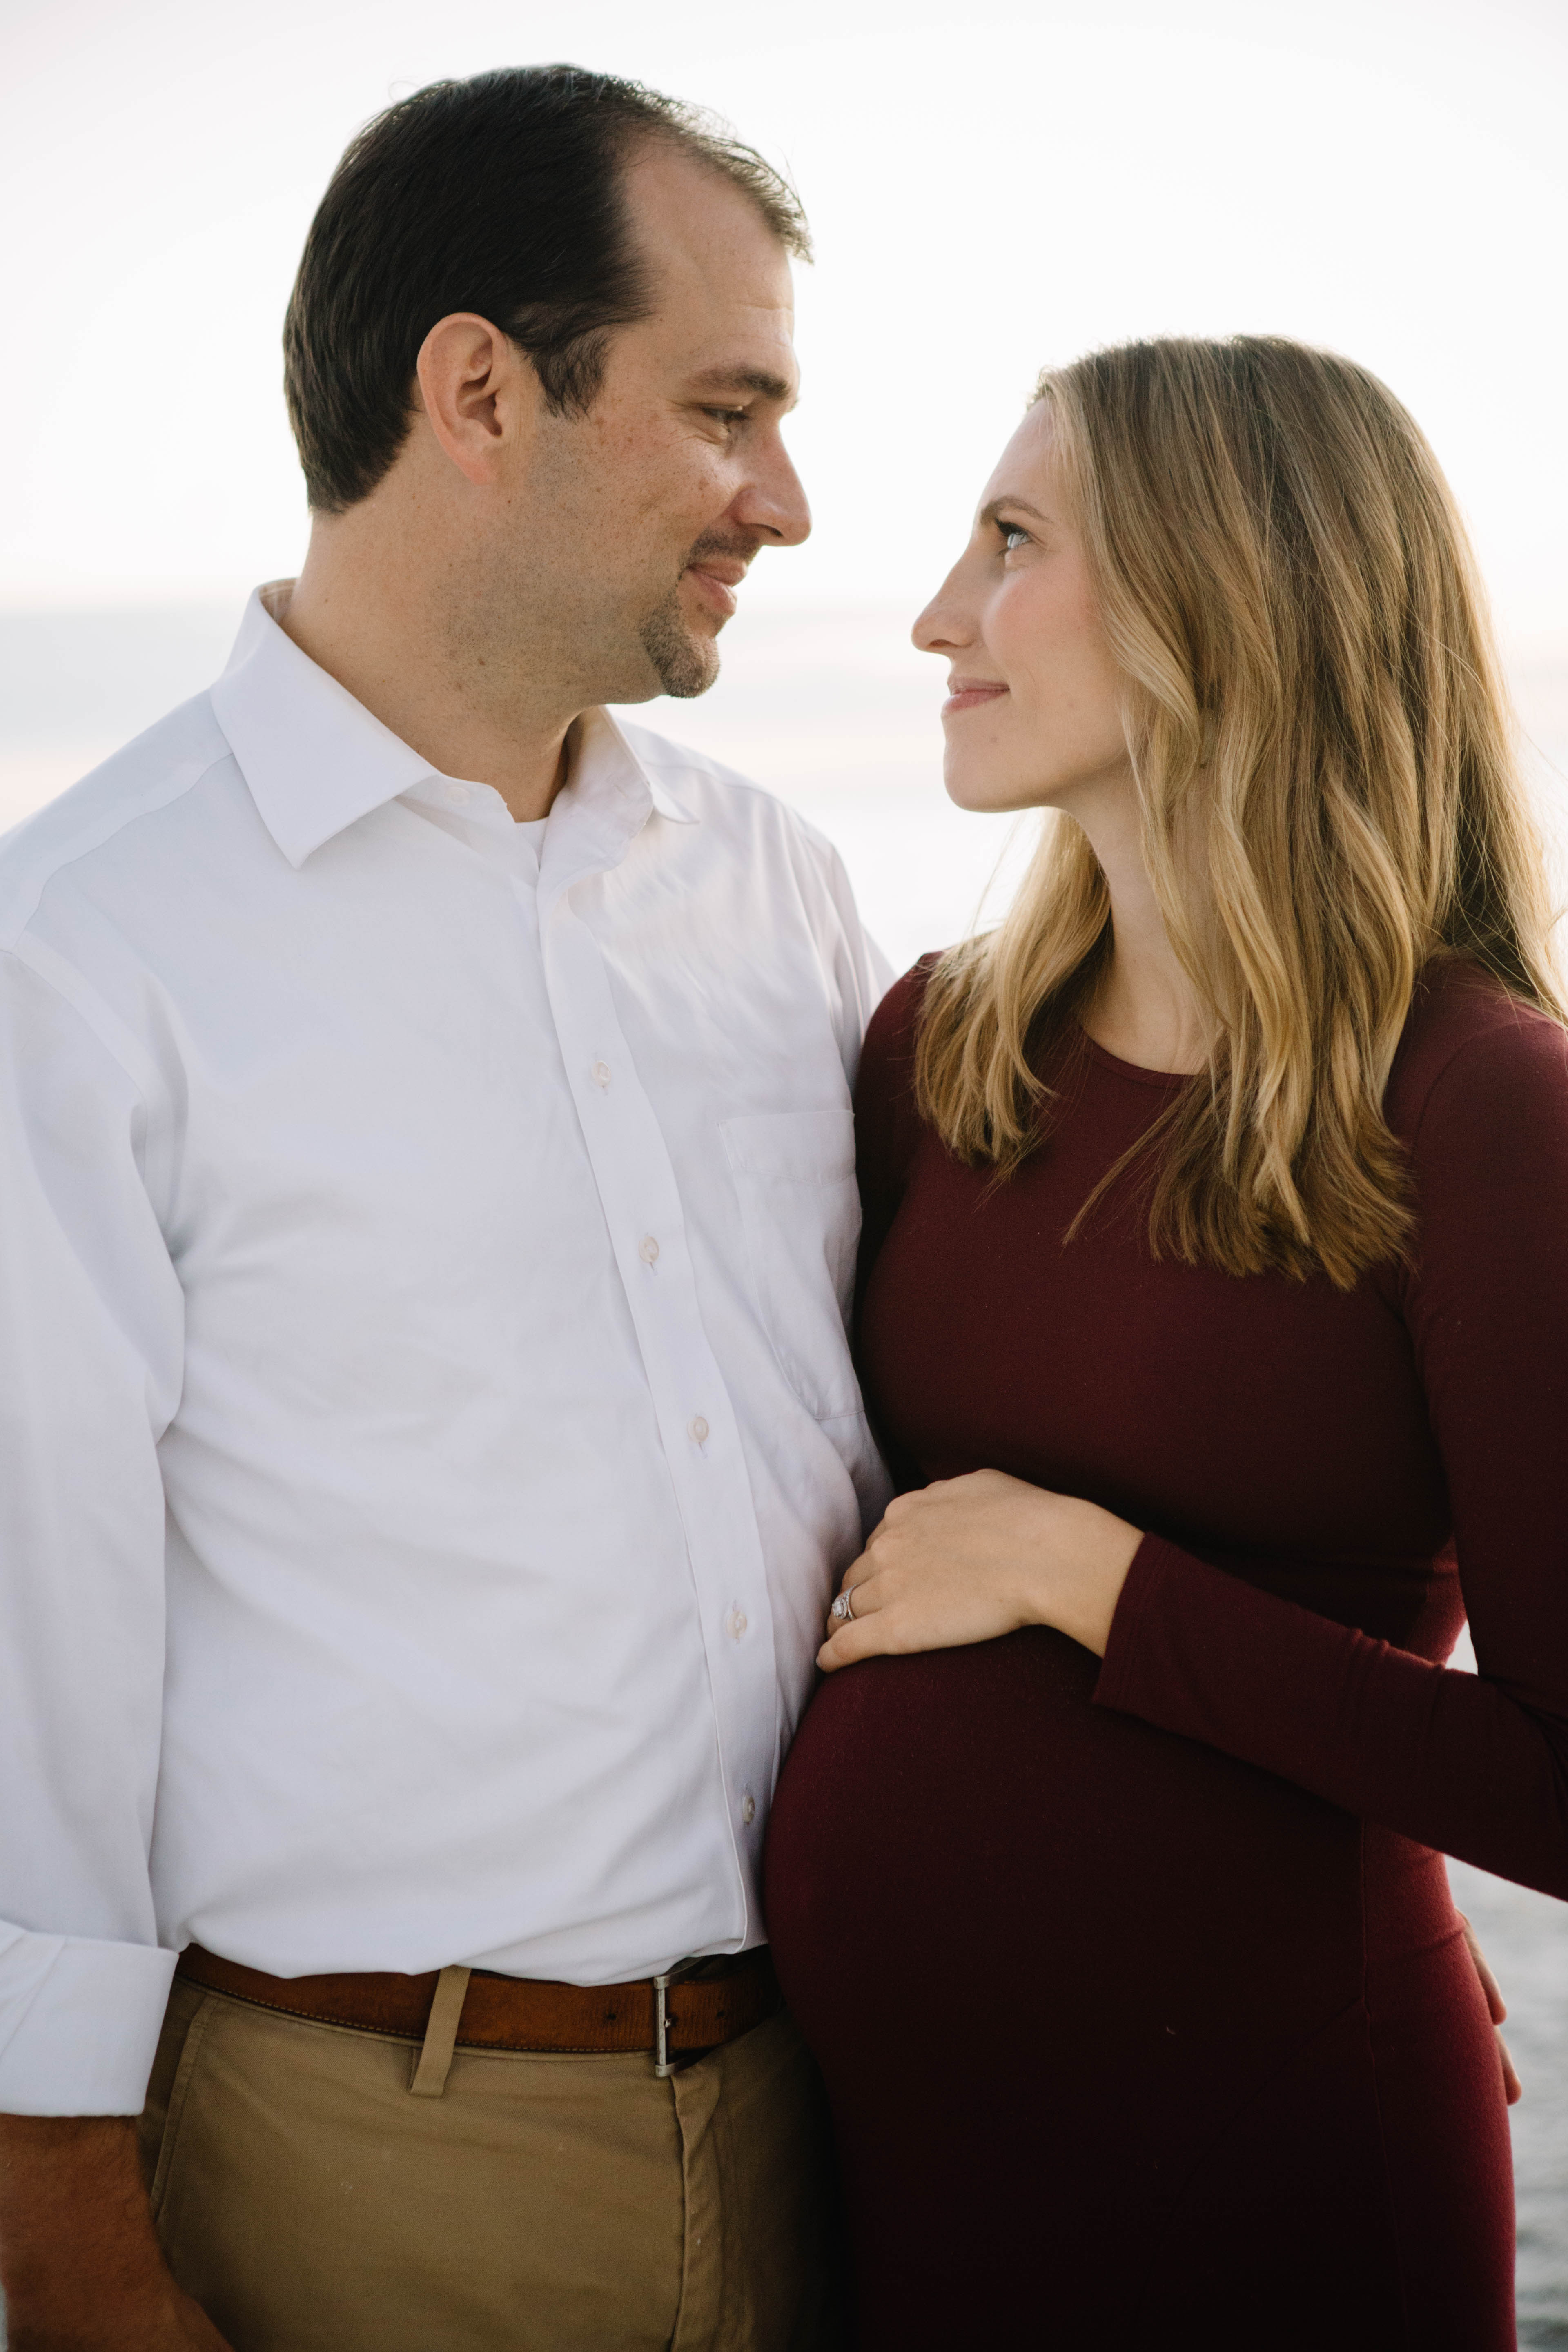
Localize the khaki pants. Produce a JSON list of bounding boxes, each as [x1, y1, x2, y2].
[[137, 1977, 844, 2352]]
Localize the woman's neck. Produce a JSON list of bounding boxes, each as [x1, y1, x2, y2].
[[1065, 778, 1209, 1076]]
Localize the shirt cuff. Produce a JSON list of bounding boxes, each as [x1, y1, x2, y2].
[[0, 1922, 177, 2115]]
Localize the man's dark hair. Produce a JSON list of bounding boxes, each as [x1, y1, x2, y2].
[[283, 65, 811, 514]]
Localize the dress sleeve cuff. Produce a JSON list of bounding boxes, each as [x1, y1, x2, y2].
[[1094, 1530, 1184, 1714], [0, 1922, 177, 2115]]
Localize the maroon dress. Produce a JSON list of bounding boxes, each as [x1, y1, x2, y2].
[[764, 956, 1568, 2350]]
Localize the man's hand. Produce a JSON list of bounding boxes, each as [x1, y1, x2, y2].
[[1457, 1913, 1523, 2107], [818, 1470, 1143, 1673], [0, 2114, 234, 2350]]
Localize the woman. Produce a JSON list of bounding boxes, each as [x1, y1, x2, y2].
[[764, 337, 1568, 2348]]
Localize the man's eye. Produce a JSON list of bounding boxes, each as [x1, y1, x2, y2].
[[706, 407, 748, 428]]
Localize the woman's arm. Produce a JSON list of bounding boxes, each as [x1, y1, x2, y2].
[[824, 1004, 1568, 1903], [1090, 1011, 1568, 1900]]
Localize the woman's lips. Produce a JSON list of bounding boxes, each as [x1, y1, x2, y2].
[[943, 681, 1009, 717]]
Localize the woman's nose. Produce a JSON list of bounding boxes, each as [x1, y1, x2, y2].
[[912, 550, 978, 653], [913, 587, 971, 655]]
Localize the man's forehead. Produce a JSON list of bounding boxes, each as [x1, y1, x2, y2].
[[617, 148, 801, 398], [625, 149, 797, 299]]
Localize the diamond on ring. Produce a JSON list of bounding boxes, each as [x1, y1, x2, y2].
[[830, 1587, 856, 1622]]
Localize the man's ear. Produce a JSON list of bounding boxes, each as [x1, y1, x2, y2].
[[414, 313, 543, 487]]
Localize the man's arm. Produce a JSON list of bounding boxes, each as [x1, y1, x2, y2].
[[0, 2116, 232, 2349], [0, 949, 189, 2337]]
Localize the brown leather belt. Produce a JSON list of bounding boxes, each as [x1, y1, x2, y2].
[[176, 1942, 780, 2067]]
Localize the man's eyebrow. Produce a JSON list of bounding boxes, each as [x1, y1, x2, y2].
[[688, 365, 798, 408], [979, 494, 1049, 527]]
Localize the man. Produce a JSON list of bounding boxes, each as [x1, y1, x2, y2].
[[0, 66, 888, 2350]]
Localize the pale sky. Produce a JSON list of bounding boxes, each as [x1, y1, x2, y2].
[[2, 0, 1566, 641]]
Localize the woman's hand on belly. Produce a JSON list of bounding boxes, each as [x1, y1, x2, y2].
[[818, 1469, 1143, 1671]]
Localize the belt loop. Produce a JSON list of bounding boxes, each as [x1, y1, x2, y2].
[[408, 1966, 472, 2098]]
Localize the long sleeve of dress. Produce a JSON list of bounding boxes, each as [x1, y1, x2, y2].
[[1095, 996, 1568, 1898]]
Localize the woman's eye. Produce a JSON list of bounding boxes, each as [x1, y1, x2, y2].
[[1000, 524, 1031, 554]]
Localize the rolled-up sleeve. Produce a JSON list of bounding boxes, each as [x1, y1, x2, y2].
[[0, 944, 184, 2113]]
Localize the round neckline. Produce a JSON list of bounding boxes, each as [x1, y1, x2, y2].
[[1075, 1024, 1196, 1090]]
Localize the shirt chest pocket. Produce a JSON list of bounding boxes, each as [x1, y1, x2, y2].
[[722, 1108, 865, 1423]]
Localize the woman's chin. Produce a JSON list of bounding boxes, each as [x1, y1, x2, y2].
[[942, 765, 1049, 815]]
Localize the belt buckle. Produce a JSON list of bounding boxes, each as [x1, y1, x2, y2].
[[653, 1960, 702, 2078]]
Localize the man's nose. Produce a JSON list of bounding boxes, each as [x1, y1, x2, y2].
[[734, 433, 811, 548]]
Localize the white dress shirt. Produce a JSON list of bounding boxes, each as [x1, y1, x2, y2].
[[0, 587, 891, 2115]]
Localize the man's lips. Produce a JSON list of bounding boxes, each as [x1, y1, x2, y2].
[[943, 679, 1009, 717], [684, 558, 750, 618]]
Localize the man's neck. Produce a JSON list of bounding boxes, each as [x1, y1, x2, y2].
[[275, 529, 577, 824]]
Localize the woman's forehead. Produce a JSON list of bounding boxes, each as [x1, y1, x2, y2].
[[979, 402, 1060, 517]]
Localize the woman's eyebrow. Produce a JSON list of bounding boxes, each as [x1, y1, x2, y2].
[[980, 494, 1049, 526]]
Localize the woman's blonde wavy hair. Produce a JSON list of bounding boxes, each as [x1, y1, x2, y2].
[[915, 335, 1564, 1289]]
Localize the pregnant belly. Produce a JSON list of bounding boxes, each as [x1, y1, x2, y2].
[[764, 1624, 1432, 2222], [768, 1627, 1376, 2045], [764, 1630, 1494, 2349]]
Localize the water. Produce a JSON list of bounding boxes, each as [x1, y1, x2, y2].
[[0, 602, 1565, 2336], [1452, 1856, 1568, 2345]]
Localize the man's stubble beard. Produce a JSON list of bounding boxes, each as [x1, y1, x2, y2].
[[638, 583, 721, 700], [636, 527, 762, 700], [497, 416, 751, 705], [466, 490, 747, 708], [457, 555, 713, 714]]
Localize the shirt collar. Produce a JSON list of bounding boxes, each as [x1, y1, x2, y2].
[[565, 704, 697, 831], [209, 584, 695, 870]]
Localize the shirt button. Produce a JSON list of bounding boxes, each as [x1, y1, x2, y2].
[[741, 1794, 756, 1827], [688, 1415, 709, 1445], [639, 1235, 660, 1266], [726, 1608, 748, 1641], [443, 781, 471, 808], [592, 1061, 611, 1089]]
